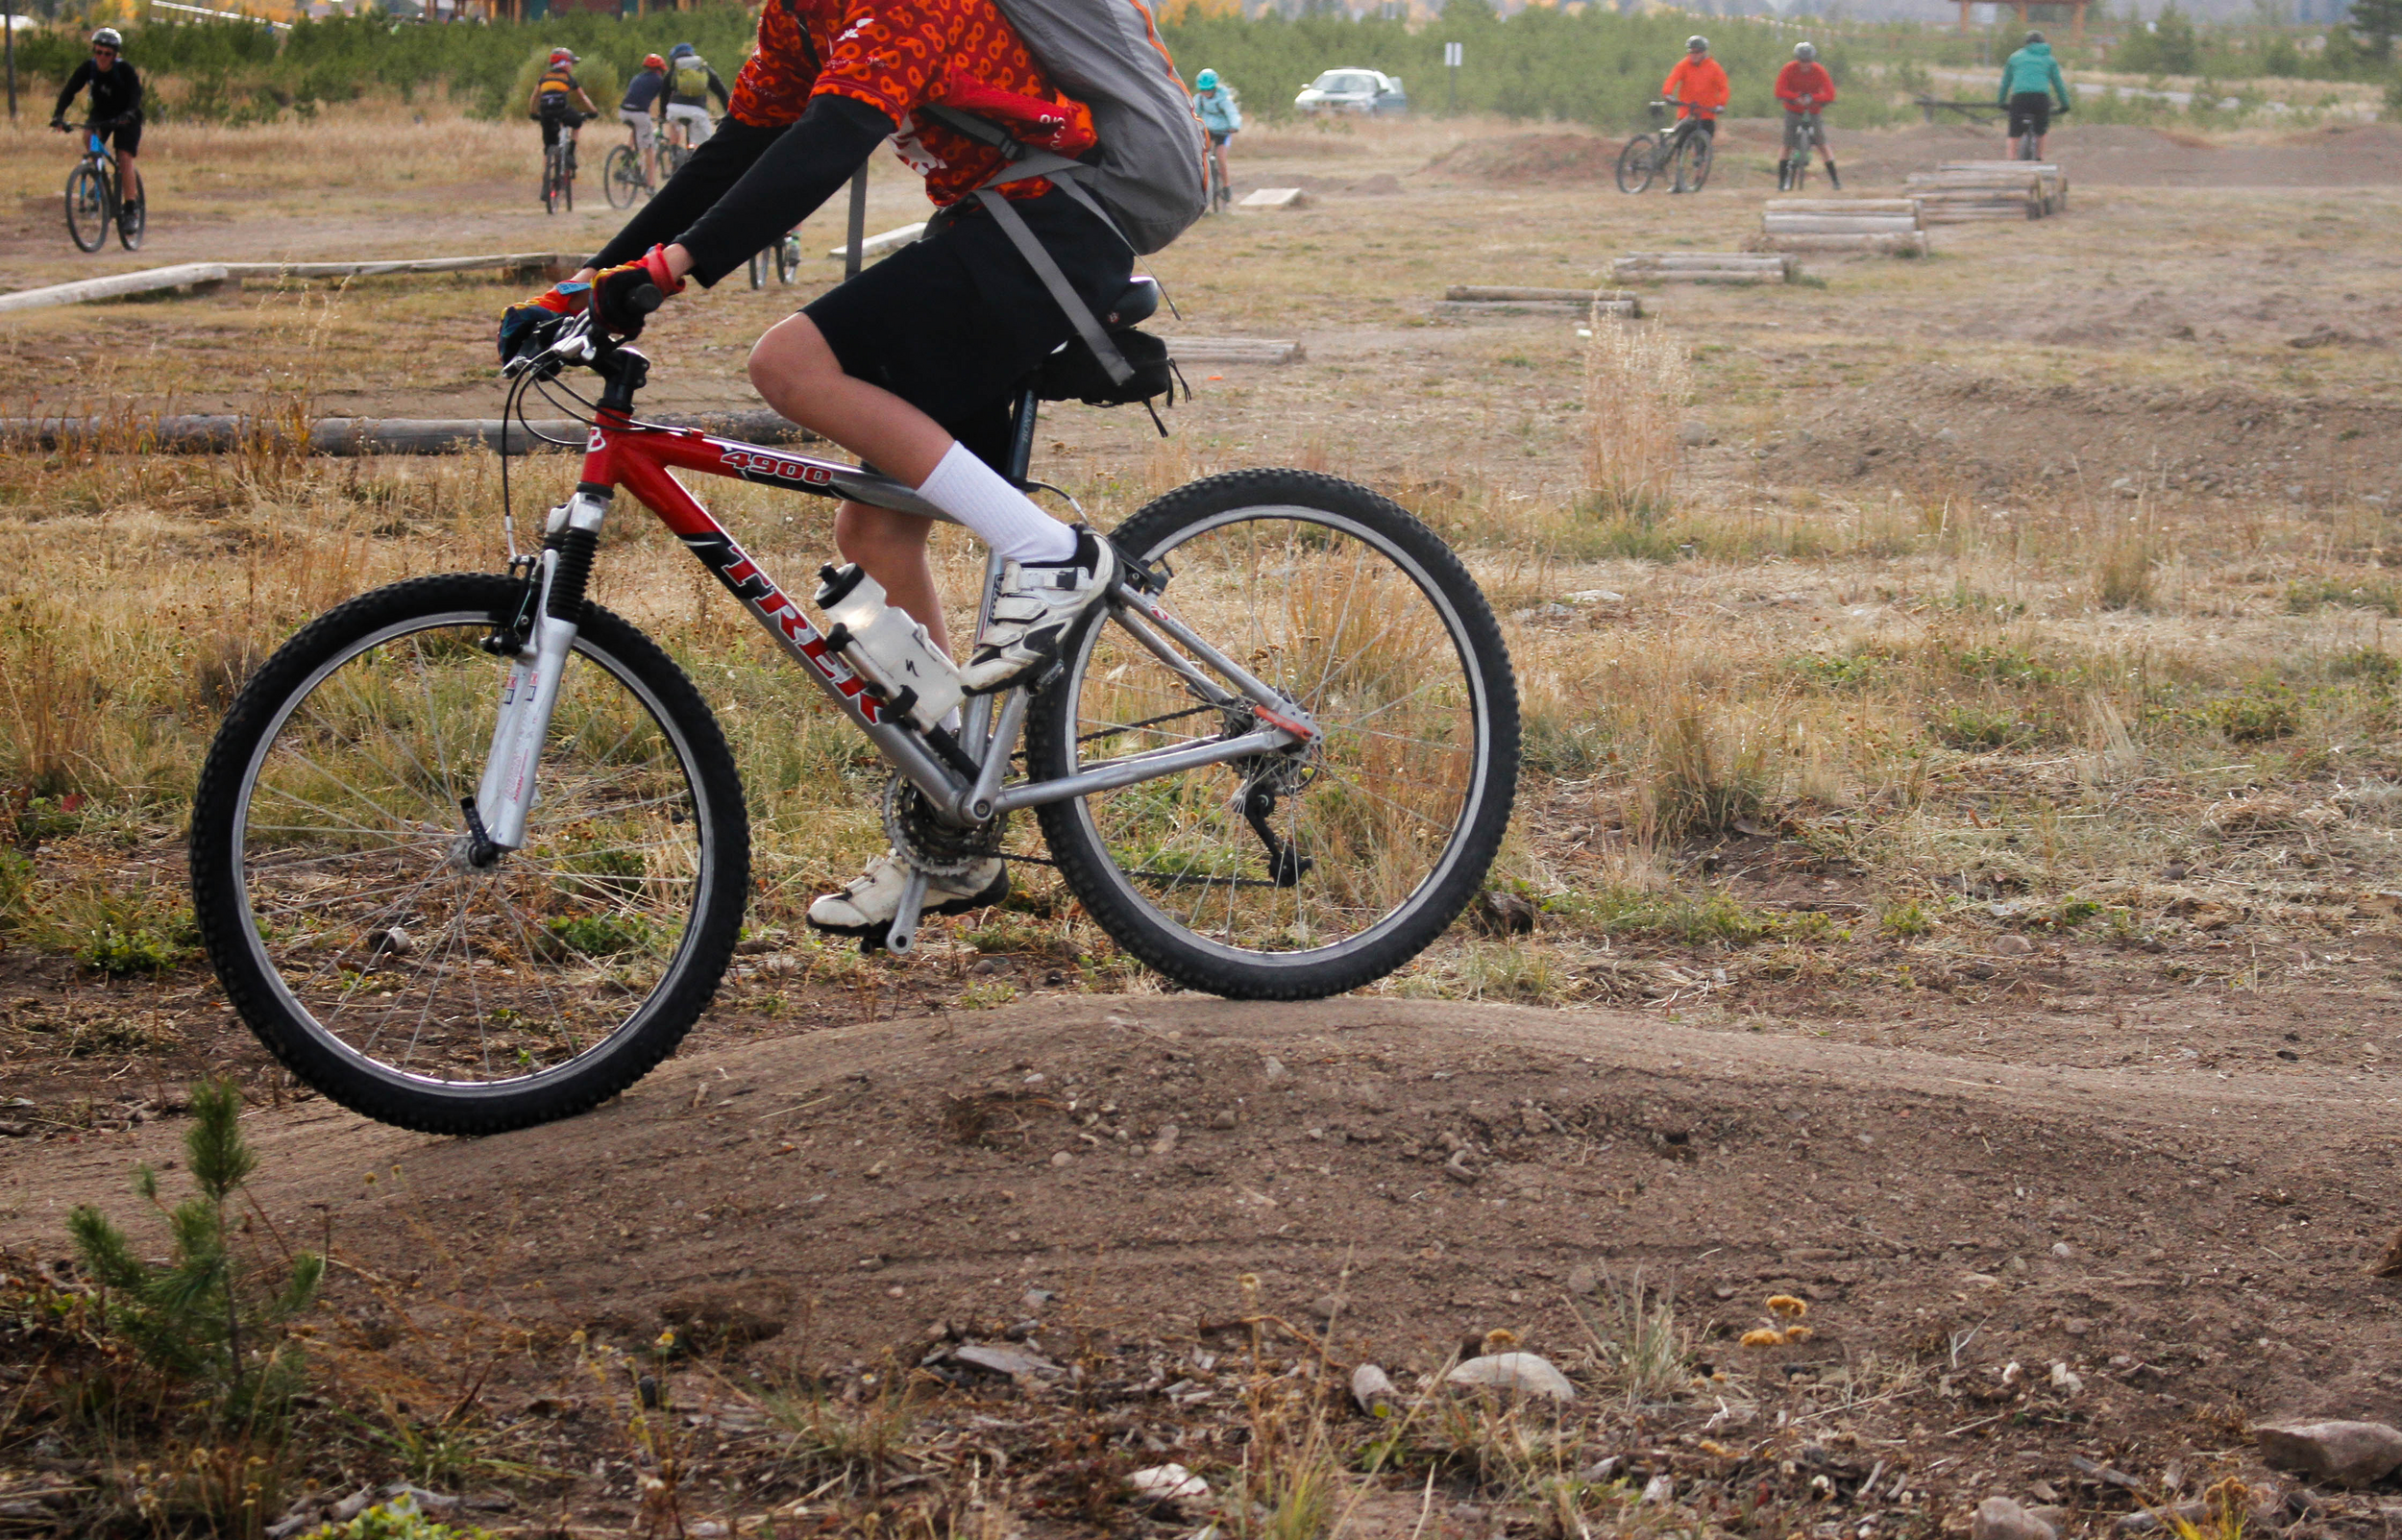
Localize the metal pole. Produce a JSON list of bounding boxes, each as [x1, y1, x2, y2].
[[844, 163, 869, 280]]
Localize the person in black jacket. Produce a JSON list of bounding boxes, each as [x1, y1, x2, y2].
[[52, 28, 144, 211]]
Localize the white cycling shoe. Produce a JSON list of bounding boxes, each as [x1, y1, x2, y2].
[[805, 851, 1008, 938], [958, 525, 1119, 694]]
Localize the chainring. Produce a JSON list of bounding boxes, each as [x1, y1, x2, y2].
[[881, 774, 1008, 879]]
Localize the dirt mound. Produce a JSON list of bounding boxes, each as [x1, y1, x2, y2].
[[11, 996, 2396, 1443], [1764, 365, 2402, 501], [1426, 130, 1625, 184]]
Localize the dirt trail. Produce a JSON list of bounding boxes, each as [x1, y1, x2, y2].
[[8, 995, 2396, 1438]]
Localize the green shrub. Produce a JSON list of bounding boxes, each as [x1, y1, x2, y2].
[[2211, 689, 2298, 743], [67, 1082, 324, 1427], [2287, 575, 2402, 616]]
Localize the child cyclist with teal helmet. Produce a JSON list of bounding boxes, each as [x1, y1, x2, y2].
[[1192, 67, 1239, 206]]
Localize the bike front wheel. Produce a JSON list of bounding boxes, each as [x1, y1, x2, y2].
[[775, 235, 800, 284], [64, 164, 110, 252], [603, 144, 645, 209], [1026, 470, 1520, 1000], [1615, 134, 1658, 194], [189, 574, 751, 1136], [1675, 130, 1714, 192]]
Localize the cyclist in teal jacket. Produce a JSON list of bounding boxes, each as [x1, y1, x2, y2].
[[1192, 68, 1240, 203], [1997, 31, 2071, 160]]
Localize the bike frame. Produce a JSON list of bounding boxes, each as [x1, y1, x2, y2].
[[476, 329, 1315, 951]]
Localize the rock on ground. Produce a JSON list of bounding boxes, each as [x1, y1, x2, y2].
[[1445, 1352, 1577, 1402], [2253, 1420, 2402, 1485], [1972, 1496, 2059, 1540]]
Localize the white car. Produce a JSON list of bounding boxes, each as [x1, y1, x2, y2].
[[1294, 68, 1409, 116]]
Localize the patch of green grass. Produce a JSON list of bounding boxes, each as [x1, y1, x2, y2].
[[1788, 650, 1889, 691], [1522, 708, 1614, 775], [543, 913, 654, 958], [1548, 888, 1807, 946], [2331, 647, 2399, 685], [1931, 705, 2053, 751], [2287, 576, 2402, 617], [2210, 688, 2299, 744], [1877, 897, 1932, 937]]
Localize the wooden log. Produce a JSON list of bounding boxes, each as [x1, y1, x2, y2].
[[1161, 337, 1306, 364], [1765, 198, 1920, 214], [1760, 213, 1922, 233], [1939, 159, 2060, 173], [0, 262, 231, 314], [1235, 186, 1310, 210], [1434, 298, 1642, 318], [1617, 252, 1790, 267], [1760, 232, 1929, 255], [220, 252, 574, 281], [0, 409, 816, 455], [1445, 285, 1643, 303], [822, 223, 926, 261]]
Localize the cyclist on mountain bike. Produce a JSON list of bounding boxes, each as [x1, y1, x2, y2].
[[51, 27, 143, 214], [1192, 67, 1239, 202], [1998, 30, 2071, 160], [664, 43, 730, 150], [1659, 36, 1728, 192], [529, 47, 600, 195], [1774, 40, 1840, 191], [621, 52, 670, 185], [498, 0, 1146, 937]]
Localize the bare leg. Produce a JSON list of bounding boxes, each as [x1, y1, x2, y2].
[[834, 503, 947, 650]]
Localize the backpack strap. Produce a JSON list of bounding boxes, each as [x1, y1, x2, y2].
[[921, 105, 1152, 389]]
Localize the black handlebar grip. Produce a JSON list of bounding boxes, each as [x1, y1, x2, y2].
[[630, 283, 664, 314]]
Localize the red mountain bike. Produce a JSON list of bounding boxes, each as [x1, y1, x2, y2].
[[189, 290, 1520, 1136]]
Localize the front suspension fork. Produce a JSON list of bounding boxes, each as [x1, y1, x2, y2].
[[471, 489, 606, 858]]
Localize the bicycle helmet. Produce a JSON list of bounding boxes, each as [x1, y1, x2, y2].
[[670, 42, 695, 57], [2024, 30, 2045, 42], [549, 47, 576, 65], [89, 26, 122, 50], [1686, 35, 1709, 53], [1195, 67, 1219, 90], [1794, 41, 1817, 61], [643, 52, 667, 71]]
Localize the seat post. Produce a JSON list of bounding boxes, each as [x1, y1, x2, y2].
[[1004, 385, 1041, 484]]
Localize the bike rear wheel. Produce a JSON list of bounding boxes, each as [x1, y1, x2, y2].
[[1025, 470, 1519, 1000], [1615, 135, 1658, 194], [748, 250, 766, 288], [189, 574, 750, 1136], [604, 144, 646, 209], [1675, 130, 1714, 192], [543, 148, 560, 214], [64, 164, 110, 253], [775, 234, 800, 283]]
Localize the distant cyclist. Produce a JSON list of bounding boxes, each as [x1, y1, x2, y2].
[[528, 47, 599, 197], [1192, 67, 1240, 201], [1659, 36, 1728, 191], [1774, 40, 1840, 191], [621, 52, 669, 184], [664, 42, 729, 149], [51, 27, 144, 215], [1998, 30, 2071, 160]]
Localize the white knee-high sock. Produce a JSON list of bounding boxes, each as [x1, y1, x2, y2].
[[914, 442, 1077, 566]]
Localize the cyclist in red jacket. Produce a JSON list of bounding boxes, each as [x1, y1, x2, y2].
[[1774, 42, 1840, 191], [499, 0, 1139, 937]]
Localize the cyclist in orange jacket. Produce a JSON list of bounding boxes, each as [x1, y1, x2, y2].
[[1659, 37, 1728, 192], [1774, 41, 1840, 190]]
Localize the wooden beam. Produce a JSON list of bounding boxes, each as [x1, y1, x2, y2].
[[0, 263, 230, 314]]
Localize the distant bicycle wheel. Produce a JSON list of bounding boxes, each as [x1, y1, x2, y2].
[[64, 164, 110, 252], [1614, 134, 1657, 194], [1674, 130, 1714, 193], [748, 250, 766, 288], [603, 144, 646, 210], [775, 234, 799, 284]]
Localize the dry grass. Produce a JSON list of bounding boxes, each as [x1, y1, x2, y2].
[[1580, 318, 1690, 524]]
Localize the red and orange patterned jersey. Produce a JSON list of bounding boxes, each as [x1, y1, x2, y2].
[[729, 0, 1097, 205]]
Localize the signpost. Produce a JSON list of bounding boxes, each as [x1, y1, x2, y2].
[[1444, 40, 1461, 113]]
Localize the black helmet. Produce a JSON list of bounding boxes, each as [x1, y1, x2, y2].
[[2024, 29, 2046, 43]]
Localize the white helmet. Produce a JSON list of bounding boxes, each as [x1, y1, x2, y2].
[[1794, 41, 1817, 61], [1686, 34, 1709, 52], [90, 26, 123, 50]]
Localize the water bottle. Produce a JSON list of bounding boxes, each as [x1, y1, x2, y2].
[[814, 564, 964, 734]]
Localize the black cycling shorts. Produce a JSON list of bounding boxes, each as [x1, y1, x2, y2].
[[538, 108, 589, 148], [98, 116, 140, 157], [803, 185, 1134, 474], [2007, 91, 2051, 138]]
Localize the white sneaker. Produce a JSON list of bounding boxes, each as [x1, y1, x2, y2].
[[805, 851, 1008, 937], [958, 526, 1119, 694]]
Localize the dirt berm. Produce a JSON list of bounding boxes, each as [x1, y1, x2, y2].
[[7, 996, 2397, 1454]]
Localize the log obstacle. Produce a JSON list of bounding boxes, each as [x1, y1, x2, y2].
[[1758, 198, 1930, 256], [1903, 162, 2068, 220], [0, 252, 581, 316], [1612, 253, 1796, 284], [1, 409, 814, 456], [823, 223, 925, 261], [1162, 337, 1306, 364], [1237, 187, 1311, 210], [1939, 160, 2069, 213], [1437, 285, 1644, 318]]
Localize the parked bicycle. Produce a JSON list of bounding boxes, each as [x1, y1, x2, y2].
[[748, 231, 802, 288], [61, 122, 141, 253], [188, 293, 1521, 1136], [1615, 100, 1714, 195]]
